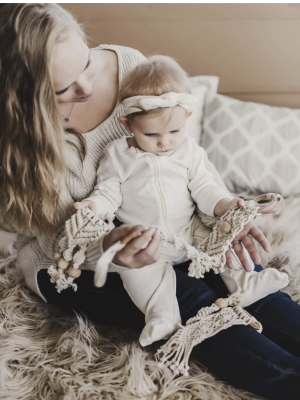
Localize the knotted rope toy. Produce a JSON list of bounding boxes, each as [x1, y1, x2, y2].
[[94, 193, 284, 286], [48, 208, 115, 293], [47, 193, 283, 374], [156, 291, 262, 376], [154, 193, 283, 375]]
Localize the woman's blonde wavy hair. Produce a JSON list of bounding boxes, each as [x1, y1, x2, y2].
[[0, 3, 85, 235]]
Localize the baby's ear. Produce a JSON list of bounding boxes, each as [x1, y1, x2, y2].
[[118, 116, 132, 133], [187, 110, 193, 118]]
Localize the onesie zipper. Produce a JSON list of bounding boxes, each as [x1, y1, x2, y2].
[[149, 155, 169, 227]]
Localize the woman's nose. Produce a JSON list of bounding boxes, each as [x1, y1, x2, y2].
[[75, 75, 93, 96]]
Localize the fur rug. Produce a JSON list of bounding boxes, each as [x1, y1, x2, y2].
[[1, 196, 300, 400], [255, 195, 300, 304]]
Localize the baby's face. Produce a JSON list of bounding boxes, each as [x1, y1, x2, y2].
[[130, 106, 189, 156]]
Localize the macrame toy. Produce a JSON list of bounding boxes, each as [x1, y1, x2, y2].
[[94, 193, 284, 286], [48, 209, 115, 292], [156, 290, 262, 376], [47, 193, 283, 374]]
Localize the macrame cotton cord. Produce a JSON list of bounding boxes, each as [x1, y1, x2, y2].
[[47, 198, 266, 375]]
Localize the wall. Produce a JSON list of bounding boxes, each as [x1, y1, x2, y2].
[[61, 4, 300, 108]]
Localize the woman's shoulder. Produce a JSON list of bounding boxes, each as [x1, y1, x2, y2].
[[94, 44, 146, 73]]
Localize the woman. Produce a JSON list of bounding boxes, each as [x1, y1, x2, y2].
[[1, 4, 300, 399]]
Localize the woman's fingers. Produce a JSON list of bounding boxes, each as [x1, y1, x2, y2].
[[113, 227, 160, 268], [104, 225, 162, 269], [241, 234, 261, 265], [248, 225, 270, 253], [225, 247, 233, 269], [135, 229, 162, 266], [103, 225, 141, 252], [232, 242, 252, 272], [229, 221, 270, 271], [123, 227, 156, 258]]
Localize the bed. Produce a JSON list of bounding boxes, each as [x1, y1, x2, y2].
[[1, 4, 300, 399]]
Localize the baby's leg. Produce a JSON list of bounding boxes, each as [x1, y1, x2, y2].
[[219, 249, 289, 307], [118, 259, 181, 347]]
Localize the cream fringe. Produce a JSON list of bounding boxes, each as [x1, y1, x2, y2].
[[196, 200, 259, 275], [47, 200, 260, 375], [94, 200, 259, 284], [48, 209, 115, 293], [0, 258, 264, 399], [155, 291, 262, 377]]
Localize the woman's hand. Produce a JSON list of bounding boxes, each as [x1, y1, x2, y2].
[[103, 225, 162, 269], [225, 220, 270, 272]]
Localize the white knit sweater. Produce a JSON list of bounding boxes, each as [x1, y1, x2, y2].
[[14, 45, 230, 302], [16, 45, 147, 302]]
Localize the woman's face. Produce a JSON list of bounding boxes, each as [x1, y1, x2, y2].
[[51, 31, 97, 104]]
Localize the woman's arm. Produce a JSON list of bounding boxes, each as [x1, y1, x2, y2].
[[74, 150, 122, 219]]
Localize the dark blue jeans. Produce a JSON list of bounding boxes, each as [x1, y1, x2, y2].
[[37, 262, 300, 400]]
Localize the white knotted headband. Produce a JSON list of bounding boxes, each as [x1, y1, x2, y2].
[[122, 92, 198, 116]]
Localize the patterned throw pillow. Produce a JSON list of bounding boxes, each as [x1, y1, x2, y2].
[[201, 94, 300, 197], [186, 76, 219, 145]]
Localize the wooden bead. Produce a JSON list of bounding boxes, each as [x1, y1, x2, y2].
[[243, 310, 261, 330], [251, 321, 262, 331], [67, 266, 81, 279], [53, 251, 62, 261], [221, 221, 232, 234], [57, 258, 70, 270], [215, 298, 228, 309]]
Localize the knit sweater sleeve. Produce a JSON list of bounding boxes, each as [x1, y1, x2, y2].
[[85, 150, 122, 219]]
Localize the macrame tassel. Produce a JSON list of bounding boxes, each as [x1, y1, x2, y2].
[[49, 199, 259, 293], [48, 265, 77, 293], [195, 201, 259, 276], [48, 208, 113, 293], [159, 227, 224, 279], [94, 241, 125, 287], [72, 244, 89, 268], [156, 291, 262, 376]]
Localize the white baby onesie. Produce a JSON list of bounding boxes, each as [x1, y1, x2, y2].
[[86, 136, 288, 346]]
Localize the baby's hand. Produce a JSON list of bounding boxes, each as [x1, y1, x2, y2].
[[73, 200, 97, 214], [214, 197, 245, 217], [228, 197, 245, 210]]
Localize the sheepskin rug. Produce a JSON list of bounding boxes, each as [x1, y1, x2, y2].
[[1, 196, 300, 400]]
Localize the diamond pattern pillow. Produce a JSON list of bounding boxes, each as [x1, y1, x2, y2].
[[201, 94, 300, 197], [186, 76, 219, 145]]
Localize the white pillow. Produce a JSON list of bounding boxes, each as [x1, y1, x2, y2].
[[186, 76, 219, 145], [201, 94, 300, 198]]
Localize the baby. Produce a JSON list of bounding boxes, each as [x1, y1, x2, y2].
[[75, 56, 288, 346]]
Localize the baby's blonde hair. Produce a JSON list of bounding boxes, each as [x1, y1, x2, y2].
[[119, 55, 191, 119]]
